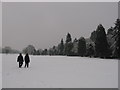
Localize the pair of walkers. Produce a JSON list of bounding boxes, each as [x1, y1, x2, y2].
[[17, 53, 30, 68]]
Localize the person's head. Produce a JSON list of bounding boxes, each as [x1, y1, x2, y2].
[[19, 53, 22, 56], [26, 53, 28, 56]]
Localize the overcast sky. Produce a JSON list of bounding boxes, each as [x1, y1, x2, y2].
[[2, 2, 118, 51], [0, 2, 2, 48]]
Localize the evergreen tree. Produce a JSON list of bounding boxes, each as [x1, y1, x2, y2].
[[48, 46, 57, 55], [72, 38, 78, 55], [78, 37, 86, 56], [90, 30, 97, 42], [113, 19, 120, 58], [95, 24, 110, 58], [107, 27, 114, 45], [64, 33, 73, 56], [22, 45, 36, 55], [48, 48, 53, 55], [59, 38, 64, 55], [66, 33, 72, 43], [86, 44, 94, 57], [52, 46, 57, 55]]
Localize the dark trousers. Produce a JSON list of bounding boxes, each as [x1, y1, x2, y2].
[[19, 62, 23, 68], [25, 63, 29, 68]]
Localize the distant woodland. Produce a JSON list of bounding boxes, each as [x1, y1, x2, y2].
[[1, 19, 120, 59]]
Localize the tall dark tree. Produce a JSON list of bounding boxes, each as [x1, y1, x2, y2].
[[64, 33, 73, 55], [72, 38, 78, 55], [78, 37, 86, 56], [90, 30, 97, 42], [66, 33, 72, 43], [86, 44, 94, 57], [52, 46, 57, 55], [107, 27, 114, 45], [113, 19, 120, 58], [59, 38, 64, 55], [48, 46, 57, 55], [95, 24, 110, 58], [48, 48, 53, 55]]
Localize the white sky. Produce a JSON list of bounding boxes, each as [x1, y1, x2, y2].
[[0, 2, 2, 49], [1, 1, 119, 51]]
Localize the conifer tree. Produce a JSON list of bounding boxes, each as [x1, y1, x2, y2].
[[64, 33, 73, 56], [90, 31, 97, 42], [59, 38, 64, 55], [87, 44, 94, 57], [78, 37, 86, 56], [95, 24, 110, 58], [113, 19, 120, 58]]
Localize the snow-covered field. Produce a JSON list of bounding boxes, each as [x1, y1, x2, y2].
[[0, 54, 2, 89], [2, 54, 118, 88]]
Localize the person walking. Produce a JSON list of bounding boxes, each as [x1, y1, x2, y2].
[[24, 53, 30, 68], [17, 53, 24, 68]]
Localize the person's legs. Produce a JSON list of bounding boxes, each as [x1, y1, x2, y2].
[[19, 62, 21, 68], [20, 62, 23, 67], [24, 63, 27, 68], [27, 63, 29, 68], [19, 62, 22, 68]]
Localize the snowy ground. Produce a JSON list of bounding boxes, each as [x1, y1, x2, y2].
[[0, 54, 2, 89], [2, 54, 118, 88]]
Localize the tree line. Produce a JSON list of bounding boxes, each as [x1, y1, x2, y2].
[[2, 19, 120, 59]]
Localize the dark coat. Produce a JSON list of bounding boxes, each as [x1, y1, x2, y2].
[[17, 54, 23, 63], [24, 54, 30, 63]]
